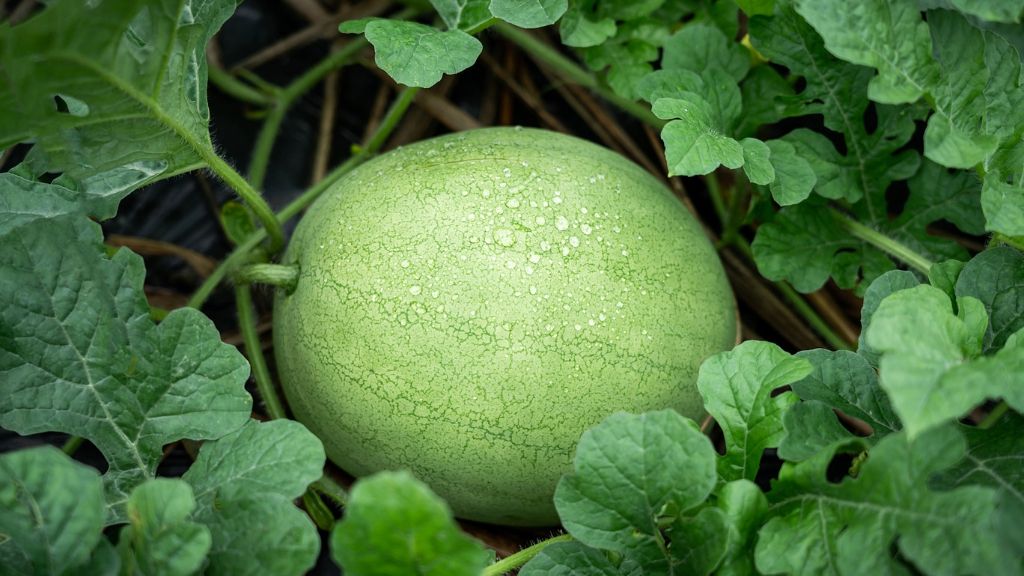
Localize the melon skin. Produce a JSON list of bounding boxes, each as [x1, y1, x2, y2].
[[273, 127, 735, 526]]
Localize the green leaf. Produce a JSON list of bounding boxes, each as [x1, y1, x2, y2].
[[866, 284, 1024, 437], [200, 498, 321, 576], [764, 139, 815, 206], [0, 0, 234, 190], [857, 269, 921, 365], [955, 246, 1024, 351], [777, 401, 854, 461], [520, 542, 619, 576], [756, 426, 1013, 576], [554, 410, 717, 571], [653, 95, 744, 176], [357, 20, 483, 88], [714, 480, 768, 576], [119, 479, 211, 576], [331, 470, 490, 576], [219, 201, 257, 247], [741, 138, 774, 186], [662, 23, 750, 82], [934, 414, 1024, 510], [736, 0, 774, 16], [791, 349, 900, 438], [696, 341, 812, 481], [667, 507, 730, 574], [582, 39, 658, 100], [794, 0, 939, 104], [735, 65, 800, 137], [0, 447, 106, 576], [430, 0, 492, 30], [751, 201, 890, 293], [183, 420, 326, 576], [489, 0, 568, 28], [0, 190, 252, 519], [560, 3, 616, 47], [951, 0, 1024, 24], [929, 258, 967, 300], [983, 178, 1024, 236]]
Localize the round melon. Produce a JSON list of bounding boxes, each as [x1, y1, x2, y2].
[[273, 127, 736, 526]]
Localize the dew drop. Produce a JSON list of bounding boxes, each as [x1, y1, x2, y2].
[[529, 254, 541, 263], [506, 198, 520, 208], [569, 236, 580, 248], [409, 285, 421, 295], [400, 260, 410, 268], [535, 215, 546, 225], [494, 228, 515, 247], [580, 224, 593, 235], [555, 216, 569, 231], [505, 260, 516, 269]]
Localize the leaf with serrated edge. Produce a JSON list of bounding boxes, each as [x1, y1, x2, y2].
[[331, 470, 490, 576], [119, 479, 210, 576], [756, 426, 1013, 576], [0, 447, 106, 575], [554, 410, 717, 572], [955, 246, 1024, 351], [489, 0, 568, 28], [794, 0, 939, 104], [361, 20, 482, 88], [697, 341, 812, 482], [791, 349, 900, 439], [0, 0, 234, 191], [519, 541, 619, 576], [0, 206, 252, 519], [182, 420, 325, 576], [867, 284, 1024, 437], [715, 479, 768, 576]]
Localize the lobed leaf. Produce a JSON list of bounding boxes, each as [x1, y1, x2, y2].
[[490, 0, 568, 28], [356, 20, 483, 88], [696, 341, 812, 482], [331, 470, 491, 576], [955, 246, 1024, 351], [0, 447, 107, 575], [756, 426, 1014, 576], [554, 410, 718, 572], [118, 479, 211, 576], [0, 0, 235, 191]]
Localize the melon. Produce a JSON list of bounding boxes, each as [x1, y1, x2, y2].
[[273, 127, 735, 526]]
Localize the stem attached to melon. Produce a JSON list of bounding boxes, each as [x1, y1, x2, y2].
[[188, 87, 420, 309], [234, 263, 300, 292], [482, 534, 574, 576]]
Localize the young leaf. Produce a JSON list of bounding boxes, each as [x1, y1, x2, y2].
[[0, 0, 234, 190], [933, 414, 1024, 510], [714, 480, 769, 576], [666, 507, 730, 574], [794, 0, 939, 105], [554, 410, 717, 572], [955, 246, 1024, 351], [652, 95, 744, 177], [182, 419, 326, 576], [559, 3, 617, 48], [777, 401, 853, 462], [0, 196, 252, 518], [489, 0, 568, 28], [331, 470, 491, 576], [353, 20, 483, 88], [756, 426, 1013, 576], [857, 269, 921, 365], [983, 178, 1024, 236], [0, 447, 106, 576], [741, 138, 774, 186], [582, 39, 659, 100], [118, 479, 211, 576], [430, 0, 492, 30], [950, 0, 1024, 23], [866, 284, 1024, 438], [662, 23, 750, 82], [696, 341, 812, 482], [764, 139, 816, 206]]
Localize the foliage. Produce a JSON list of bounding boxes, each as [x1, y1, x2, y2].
[[2, 0, 1023, 574]]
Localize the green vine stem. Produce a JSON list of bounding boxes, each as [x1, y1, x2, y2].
[[188, 87, 420, 309], [247, 38, 369, 188], [492, 22, 663, 128], [482, 534, 574, 576], [234, 263, 299, 292], [62, 435, 83, 456], [834, 210, 934, 275], [312, 475, 349, 506], [978, 401, 1009, 429], [234, 284, 287, 420], [208, 64, 273, 106]]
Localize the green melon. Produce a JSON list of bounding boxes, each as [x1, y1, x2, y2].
[[273, 127, 736, 526]]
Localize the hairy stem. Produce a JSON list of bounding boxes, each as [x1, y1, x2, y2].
[[188, 87, 420, 309], [234, 284, 287, 420], [493, 23, 663, 128], [834, 211, 934, 275], [483, 534, 574, 576], [312, 475, 349, 507], [207, 64, 273, 105], [248, 38, 369, 188]]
